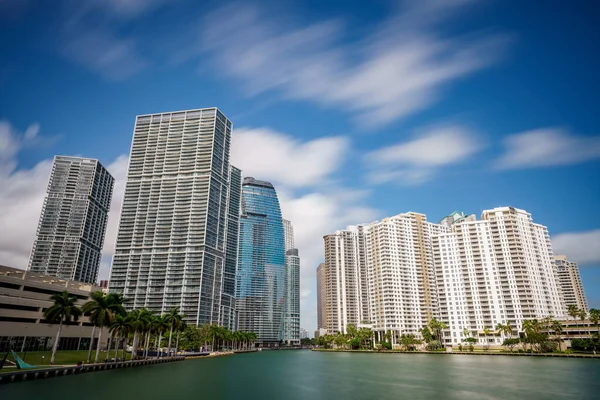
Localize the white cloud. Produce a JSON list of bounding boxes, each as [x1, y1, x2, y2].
[[552, 230, 600, 266], [201, 2, 508, 126], [365, 125, 482, 184], [231, 128, 349, 188], [494, 128, 600, 170]]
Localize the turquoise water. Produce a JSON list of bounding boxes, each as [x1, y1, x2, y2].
[[4, 351, 600, 399]]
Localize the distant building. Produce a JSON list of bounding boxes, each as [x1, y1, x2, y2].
[[29, 156, 114, 284], [300, 328, 309, 340], [314, 328, 327, 339], [0, 265, 108, 353], [322, 225, 369, 334], [555, 255, 588, 312], [236, 177, 286, 346], [98, 280, 109, 288], [283, 219, 295, 251], [316, 263, 326, 329], [282, 249, 300, 346]]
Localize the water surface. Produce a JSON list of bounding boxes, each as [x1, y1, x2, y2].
[[4, 351, 599, 399]]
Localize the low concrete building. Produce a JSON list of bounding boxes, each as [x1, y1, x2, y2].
[[0, 265, 108, 353]]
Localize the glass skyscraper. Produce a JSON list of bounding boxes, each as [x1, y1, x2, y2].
[[236, 177, 286, 346], [29, 156, 114, 283], [109, 108, 239, 327]]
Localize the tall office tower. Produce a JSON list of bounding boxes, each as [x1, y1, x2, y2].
[[433, 207, 565, 346], [316, 263, 326, 329], [236, 177, 286, 346], [555, 255, 588, 312], [29, 156, 114, 283], [109, 108, 237, 326], [366, 213, 446, 343], [282, 248, 301, 345], [220, 166, 242, 330], [283, 219, 295, 251], [322, 225, 369, 334]]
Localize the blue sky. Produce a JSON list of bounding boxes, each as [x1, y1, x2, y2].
[[1, 0, 599, 331]]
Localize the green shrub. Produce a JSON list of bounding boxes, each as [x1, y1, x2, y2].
[[468, 345, 474, 352]]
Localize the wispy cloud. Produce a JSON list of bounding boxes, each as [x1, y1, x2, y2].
[[365, 124, 483, 184], [201, 1, 510, 127], [494, 128, 600, 170], [57, 0, 168, 80]]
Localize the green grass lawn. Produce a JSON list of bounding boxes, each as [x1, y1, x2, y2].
[[7, 350, 133, 367]]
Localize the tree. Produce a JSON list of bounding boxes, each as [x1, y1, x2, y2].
[[150, 315, 168, 358], [44, 291, 82, 365], [110, 314, 130, 361], [420, 327, 433, 343], [82, 292, 125, 363], [482, 327, 492, 351], [551, 320, 564, 350], [589, 309, 600, 336], [400, 334, 421, 351], [567, 305, 579, 321], [578, 309, 589, 337], [428, 318, 448, 343], [126, 308, 152, 359], [164, 307, 184, 357], [502, 338, 520, 352]]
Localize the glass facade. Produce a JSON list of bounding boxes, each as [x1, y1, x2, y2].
[[236, 178, 286, 346]]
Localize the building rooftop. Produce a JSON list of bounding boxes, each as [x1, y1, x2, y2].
[[0, 265, 100, 294], [242, 177, 274, 189]]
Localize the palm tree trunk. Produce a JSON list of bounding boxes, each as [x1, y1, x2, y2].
[[50, 318, 64, 365], [94, 327, 103, 363], [87, 325, 96, 363], [155, 332, 162, 359], [167, 325, 174, 357], [107, 333, 114, 362], [175, 331, 180, 354], [113, 335, 120, 361], [144, 332, 150, 359], [132, 330, 139, 360]]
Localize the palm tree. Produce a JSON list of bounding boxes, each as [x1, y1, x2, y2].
[[110, 314, 130, 361], [567, 305, 579, 321], [126, 308, 152, 359], [44, 291, 82, 365], [82, 292, 126, 363], [482, 327, 492, 351], [175, 319, 187, 354], [589, 309, 600, 336], [151, 315, 168, 359], [164, 307, 184, 357], [578, 308, 589, 337], [551, 320, 564, 350]]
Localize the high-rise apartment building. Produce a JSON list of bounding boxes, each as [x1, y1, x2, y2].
[[283, 219, 295, 251], [366, 213, 446, 343], [282, 248, 300, 345], [236, 177, 286, 346], [109, 108, 239, 327], [433, 207, 565, 346], [555, 255, 588, 312], [316, 263, 326, 329], [29, 156, 114, 283], [321, 225, 369, 333]]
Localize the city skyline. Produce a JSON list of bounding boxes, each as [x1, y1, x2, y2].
[[1, 0, 599, 332]]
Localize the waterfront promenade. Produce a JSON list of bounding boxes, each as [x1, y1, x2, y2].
[[312, 348, 600, 358]]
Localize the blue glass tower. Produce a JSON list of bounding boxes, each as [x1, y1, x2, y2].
[[236, 177, 286, 346]]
